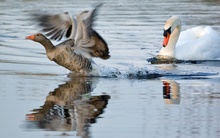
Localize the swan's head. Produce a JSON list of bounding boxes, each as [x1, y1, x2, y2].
[[163, 16, 181, 47]]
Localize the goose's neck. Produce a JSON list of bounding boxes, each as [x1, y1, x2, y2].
[[159, 25, 181, 57], [39, 38, 55, 52]]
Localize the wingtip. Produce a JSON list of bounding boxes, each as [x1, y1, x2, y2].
[[102, 54, 111, 60], [94, 3, 104, 9]]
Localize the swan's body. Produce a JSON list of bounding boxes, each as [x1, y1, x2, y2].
[[159, 16, 220, 60]]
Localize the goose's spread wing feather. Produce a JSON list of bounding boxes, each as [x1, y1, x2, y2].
[[33, 12, 77, 40], [75, 4, 110, 59], [75, 4, 102, 46], [33, 4, 110, 60]]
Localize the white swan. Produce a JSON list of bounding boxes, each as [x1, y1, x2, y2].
[[159, 16, 220, 60]]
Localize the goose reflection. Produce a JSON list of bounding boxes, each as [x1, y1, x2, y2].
[[162, 79, 180, 104], [26, 77, 110, 137]]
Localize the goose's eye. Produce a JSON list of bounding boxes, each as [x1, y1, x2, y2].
[[36, 34, 40, 36]]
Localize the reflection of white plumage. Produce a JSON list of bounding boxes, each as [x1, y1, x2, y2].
[[162, 79, 180, 104], [160, 16, 220, 60]]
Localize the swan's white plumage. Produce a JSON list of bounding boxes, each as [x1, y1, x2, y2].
[[159, 16, 220, 60]]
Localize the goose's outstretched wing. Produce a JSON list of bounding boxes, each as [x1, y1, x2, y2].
[[32, 3, 110, 59], [74, 3, 110, 59], [33, 12, 77, 40]]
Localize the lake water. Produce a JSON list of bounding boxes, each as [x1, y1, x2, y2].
[[1, 0, 220, 138]]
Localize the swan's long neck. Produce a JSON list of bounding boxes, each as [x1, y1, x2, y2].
[[159, 20, 181, 57]]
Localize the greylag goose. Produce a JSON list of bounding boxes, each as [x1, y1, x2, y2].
[[32, 4, 109, 59], [26, 4, 110, 76]]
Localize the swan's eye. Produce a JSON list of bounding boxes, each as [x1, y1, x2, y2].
[[163, 27, 171, 37]]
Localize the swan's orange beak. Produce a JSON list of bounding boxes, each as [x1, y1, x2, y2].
[[25, 34, 35, 40], [163, 33, 170, 47]]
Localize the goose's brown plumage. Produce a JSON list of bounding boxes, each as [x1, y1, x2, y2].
[[32, 3, 110, 60], [90, 30, 110, 59], [26, 33, 95, 75], [27, 4, 111, 75]]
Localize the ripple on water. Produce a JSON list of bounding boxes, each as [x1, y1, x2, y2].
[[1, 1, 220, 138]]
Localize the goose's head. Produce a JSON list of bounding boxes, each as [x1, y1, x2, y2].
[[26, 33, 54, 51], [26, 33, 47, 43], [163, 16, 181, 47]]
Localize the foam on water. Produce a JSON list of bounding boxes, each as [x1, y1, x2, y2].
[[97, 64, 218, 79]]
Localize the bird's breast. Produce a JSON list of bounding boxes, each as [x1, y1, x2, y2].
[[48, 47, 92, 74]]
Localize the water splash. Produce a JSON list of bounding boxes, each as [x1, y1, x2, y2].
[[98, 64, 218, 79], [99, 65, 160, 79]]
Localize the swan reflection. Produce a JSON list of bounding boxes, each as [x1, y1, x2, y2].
[[162, 79, 180, 104], [26, 77, 110, 137]]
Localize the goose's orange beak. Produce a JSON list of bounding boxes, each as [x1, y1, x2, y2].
[[163, 33, 170, 47], [25, 34, 35, 40], [26, 113, 36, 121]]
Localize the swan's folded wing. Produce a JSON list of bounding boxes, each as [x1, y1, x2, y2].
[[33, 12, 76, 40], [75, 4, 110, 59]]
